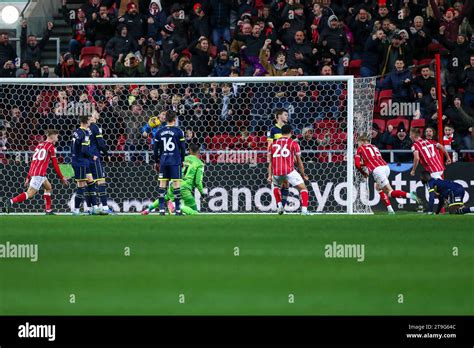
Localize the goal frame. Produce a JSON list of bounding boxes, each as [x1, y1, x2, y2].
[[0, 75, 357, 214]]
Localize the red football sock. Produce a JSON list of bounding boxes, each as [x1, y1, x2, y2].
[[379, 191, 391, 207], [44, 193, 52, 212], [273, 187, 282, 205], [300, 190, 309, 207], [390, 190, 409, 199], [12, 192, 28, 204]]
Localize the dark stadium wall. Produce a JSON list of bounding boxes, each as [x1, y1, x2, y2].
[[3, 163, 474, 213]]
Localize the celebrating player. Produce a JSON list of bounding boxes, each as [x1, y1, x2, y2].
[[268, 124, 310, 215], [420, 171, 474, 215], [5, 129, 69, 214], [410, 128, 451, 212], [267, 109, 290, 213], [153, 110, 186, 216], [71, 115, 103, 215], [355, 135, 420, 213], [143, 143, 204, 216], [89, 110, 112, 214]]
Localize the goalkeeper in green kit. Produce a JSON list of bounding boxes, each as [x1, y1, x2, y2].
[[142, 144, 205, 215]]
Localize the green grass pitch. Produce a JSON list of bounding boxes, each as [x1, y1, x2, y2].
[[0, 215, 472, 315]]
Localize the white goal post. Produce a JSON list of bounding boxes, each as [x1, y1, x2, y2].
[[0, 76, 376, 214]]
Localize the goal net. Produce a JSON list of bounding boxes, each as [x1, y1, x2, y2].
[[0, 76, 376, 214]]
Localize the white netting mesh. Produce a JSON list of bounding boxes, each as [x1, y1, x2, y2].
[[0, 77, 375, 213]]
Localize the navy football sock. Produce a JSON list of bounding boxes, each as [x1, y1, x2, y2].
[[158, 187, 166, 211], [174, 188, 181, 212], [98, 183, 108, 207], [75, 187, 85, 210], [281, 188, 289, 207], [87, 182, 98, 207]]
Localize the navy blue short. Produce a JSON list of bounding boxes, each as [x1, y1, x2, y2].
[[89, 159, 105, 180], [72, 164, 88, 181], [159, 164, 182, 180], [448, 188, 465, 207]]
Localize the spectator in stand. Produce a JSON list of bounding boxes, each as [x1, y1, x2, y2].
[[167, 4, 189, 42], [83, 0, 101, 21], [0, 60, 16, 78], [0, 32, 17, 69], [232, 127, 257, 150], [20, 20, 53, 65], [158, 24, 186, 77], [259, 39, 288, 76], [230, 22, 252, 55], [424, 126, 436, 141], [190, 3, 210, 41], [361, 30, 385, 77], [381, 121, 413, 162], [349, 7, 373, 59], [105, 24, 141, 63], [188, 36, 213, 77], [209, 0, 233, 50], [211, 49, 233, 77], [299, 127, 317, 163], [62, 0, 91, 59], [117, 2, 146, 42], [141, 43, 159, 72], [115, 52, 145, 77], [380, 32, 411, 75], [446, 96, 474, 152], [177, 60, 195, 77], [379, 59, 413, 103], [121, 102, 147, 162], [421, 86, 447, 128], [55, 52, 81, 78], [429, 0, 472, 42], [413, 66, 435, 100], [79, 56, 111, 77], [146, 63, 160, 77], [147, 0, 167, 43], [462, 55, 474, 109], [235, 23, 268, 76], [319, 15, 349, 75], [287, 31, 313, 75], [409, 16, 431, 60], [371, 122, 385, 152], [280, 2, 306, 46], [87, 4, 115, 47]]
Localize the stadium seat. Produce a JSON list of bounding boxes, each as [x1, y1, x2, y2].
[[418, 58, 433, 67], [314, 119, 339, 134], [378, 89, 393, 101], [105, 55, 114, 69], [387, 118, 409, 135], [348, 60, 362, 77], [410, 119, 426, 129]]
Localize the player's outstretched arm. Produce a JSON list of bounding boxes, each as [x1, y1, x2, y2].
[[436, 143, 451, 164], [296, 155, 309, 181], [267, 152, 273, 184], [51, 156, 69, 186]]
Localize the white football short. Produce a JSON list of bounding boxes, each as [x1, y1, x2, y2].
[[29, 176, 47, 190], [372, 165, 390, 188], [273, 170, 304, 187], [430, 171, 443, 179]]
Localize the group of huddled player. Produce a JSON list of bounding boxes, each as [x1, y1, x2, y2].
[[355, 128, 474, 215]]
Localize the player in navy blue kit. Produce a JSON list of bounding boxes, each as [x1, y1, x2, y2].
[[421, 171, 474, 215], [153, 110, 186, 216], [89, 110, 112, 214], [71, 115, 101, 215], [267, 109, 290, 214]]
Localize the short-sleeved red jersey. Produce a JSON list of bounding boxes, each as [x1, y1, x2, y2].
[[411, 139, 444, 173], [270, 137, 301, 176], [28, 141, 57, 177], [355, 144, 387, 173]]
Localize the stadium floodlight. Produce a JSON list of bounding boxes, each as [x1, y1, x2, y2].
[[0, 76, 376, 214], [1, 5, 19, 24]]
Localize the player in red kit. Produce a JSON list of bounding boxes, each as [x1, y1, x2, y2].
[[267, 125, 310, 215], [355, 135, 420, 213], [410, 128, 450, 178], [409, 127, 451, 213], [4, 129, 69, 214]]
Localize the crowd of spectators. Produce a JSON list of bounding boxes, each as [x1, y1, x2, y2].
[[0, 0, 474, 163]]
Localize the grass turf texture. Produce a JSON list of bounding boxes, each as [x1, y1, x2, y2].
[[0, 215, 472, 315]]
